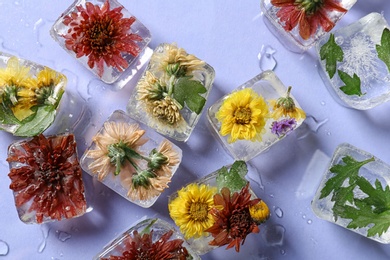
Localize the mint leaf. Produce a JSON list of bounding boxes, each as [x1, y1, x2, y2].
[[173, 77, 207, 115], [335, 177, 390, 237], [376, 28, 390, 73], [14, 105, 56, 137], [319, 156, 374, 199], [216, 160, 248, 193], [338, 70, 364, 96], [320, 34, 344, 79]]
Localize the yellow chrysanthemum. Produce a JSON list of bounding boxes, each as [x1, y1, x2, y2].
[[169, 183, 217, 239], [0, 56, 34, 88], [249, 200, 270, 224], [269, 86, 306, 120], [216, 88, 269, 143], [0, 57, 36, 120]]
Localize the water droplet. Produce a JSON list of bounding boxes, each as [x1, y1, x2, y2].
[[307, 219, 313, 224], [320, 101, 326, 106], [269, 194, 274, 198], [38, 226, 50, 253], [56, 231, 72, 242], [296, 115, 329, 140], [326, 131, 332, 136], [335, 36, 344, 45], [280, 249, 286, 255], [262, 224, 285, 246], [69, 114, 73, 118], [274, 207, 283, 218], [258, 45, 277, 71], [302, 214, 306, 219], [0, 240, 9, 256]]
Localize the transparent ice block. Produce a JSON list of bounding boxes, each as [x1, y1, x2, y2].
[[50, 0, 151, 85], [80, 110, 182, 208], [7, 133, 87, 224], [168, 162, 268, 255], [0, 52, 67, 137], [312, 143, 390, 243], [261, 0, 356, 52], [316, 12, 390, 110], [207, 70, 305, 161], [127, 43, 215, 142], [94, 218, 200, 260]]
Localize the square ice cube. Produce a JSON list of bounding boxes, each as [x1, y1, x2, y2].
[[80, 110, 182, 208], [94, 218, 200, 260], [316, 12, 390, 110], [207, 70, 305, 161], [7, 133, 87, 224], [312, 143, 390, 243], [127, 43, 215, 142], [50, 0, 151, 85], [261, 0, 356, 52]]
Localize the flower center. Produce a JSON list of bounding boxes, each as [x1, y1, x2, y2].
[[85, 16, 115, 54], [229, 209, 252, 238], [234, 107, 252, 125], [189, 202, 209, 221], [295, 0, 324, 15]]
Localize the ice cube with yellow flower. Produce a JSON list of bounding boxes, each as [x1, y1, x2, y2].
[[207, 70, 305, 161]]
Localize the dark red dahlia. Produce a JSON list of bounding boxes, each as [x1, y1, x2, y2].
[[7, 134, 86, 223], [206, 183, 260, 252], [102, 229, 189, 260], [62, 0, 142, 77]]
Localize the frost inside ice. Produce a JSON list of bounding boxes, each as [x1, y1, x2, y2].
[[339, 32, 383, 88]]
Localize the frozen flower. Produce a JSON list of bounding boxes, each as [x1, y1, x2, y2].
[[150, 43, 205, 77], [33, 67, 66, 106], [216, 88, 269, 143], [271, 118, 297, 137], [102, 229, 189, 259], [86, 121, 147, 180], [154, 139, 181, 176], [62, 0, 142, 77], [7, 134, 86, 223], [269, 86, 306, 120], [169, 183, 217, 239], [137, 71, 168, 101], [249, 200, 270, 224], [151, 96, 185, 126], [206, 183, 260, 252], [121, 173, 171, 201], [271, 0, 347, 40], [0, 56, 35, 120]]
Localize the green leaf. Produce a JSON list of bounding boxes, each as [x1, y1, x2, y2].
[[319, 156, 375, 199], [335, 177, 390, 237], [0, 102, 21, 126], [338, 70, 364, 96], [14, 105, 56, 137], [216, 160, 248, 193], [320, 34, 344, 79], [376, 28, 390, 73], [173, 77, 207, 115]]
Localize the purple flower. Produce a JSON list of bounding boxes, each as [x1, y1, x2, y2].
[[271, 118, 297, 138]]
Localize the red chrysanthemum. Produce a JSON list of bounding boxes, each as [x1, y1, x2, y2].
[[271, 0, 347, 40], [205, 183, 261, 252], [7, 134, 86, 223], [62, 0, 142, 77], [102, 229, 190, 260]]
